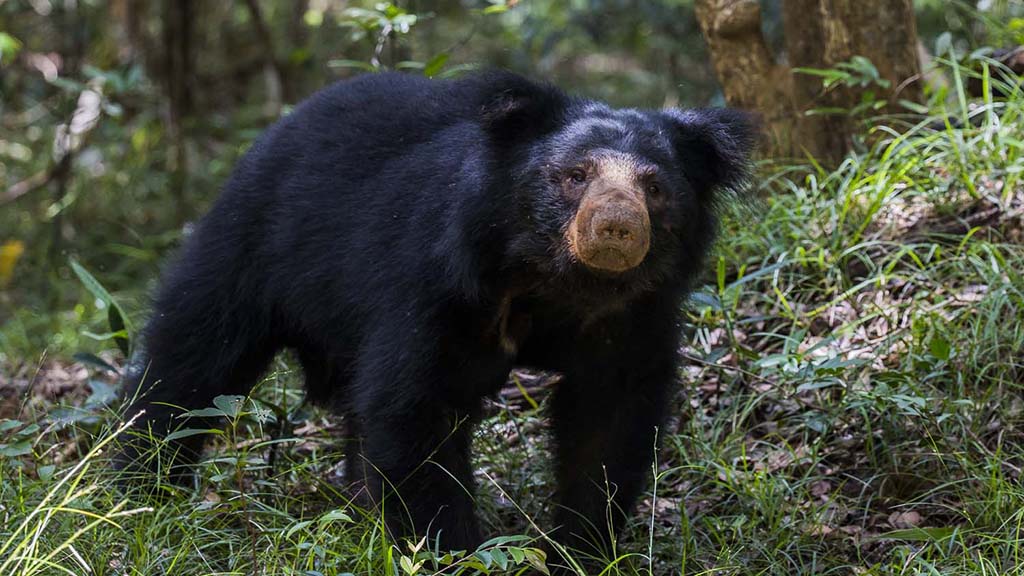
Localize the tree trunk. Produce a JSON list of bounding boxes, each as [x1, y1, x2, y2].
[[696, 0, 923, 163], [286, 0, 310, 101], [163, 0, 193, 222], [694, 0, 795, 158], [49, 1, 85, 278], [110, 0, 141, 65], [242, 0, 285, 116], [783, 0, 922, 162]]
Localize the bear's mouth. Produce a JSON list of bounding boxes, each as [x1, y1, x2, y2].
[[581, 246, 646, 273]]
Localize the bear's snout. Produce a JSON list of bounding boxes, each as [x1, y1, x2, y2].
[[569, 187, 651, 273]]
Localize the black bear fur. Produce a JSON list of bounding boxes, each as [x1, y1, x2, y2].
[[118, 70, 753, 561]]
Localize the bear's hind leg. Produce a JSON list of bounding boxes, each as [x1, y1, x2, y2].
[[118, 290, 279, 486], [295, 346, 368, 498]]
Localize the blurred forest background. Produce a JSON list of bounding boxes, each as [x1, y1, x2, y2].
[[5, 1, 1024, 575], [1, 0, 1020, 352]]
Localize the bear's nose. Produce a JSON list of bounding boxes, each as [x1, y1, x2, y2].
[[569, 188, 651, 273], [595, 218, 637, 242]]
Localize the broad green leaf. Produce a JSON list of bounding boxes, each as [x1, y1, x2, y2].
[[524, 549, 549, 574], [0, 440, 32, 457], [490, 547, 508, 570], [929, 334, 952, 360], [284, 520, 313, 539], [213, 395, 246, 418], [37, 464, 55, 481], [70, 259, 133, 353], [473, 550, 493, 568], [477, 534, 532, 549], [0, 419, 22, 432], [0, 32, 21, 63], [165, 428, 217, 441], [318, 509, 353, 526], [508, 547, 525, 563], [423, 53, 449, 77], [182, 407, 226, 418]]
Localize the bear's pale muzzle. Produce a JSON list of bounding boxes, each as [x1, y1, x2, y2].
[[569, 187, 651, 273]]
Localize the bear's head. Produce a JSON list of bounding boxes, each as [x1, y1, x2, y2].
[[479, 75, 755, 310]]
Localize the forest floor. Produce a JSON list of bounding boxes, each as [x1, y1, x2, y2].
[[4, 90, 1024, 575]]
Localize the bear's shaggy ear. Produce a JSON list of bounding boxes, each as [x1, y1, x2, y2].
[[478, 73, 568, 142], [663, 108, 756, 199]]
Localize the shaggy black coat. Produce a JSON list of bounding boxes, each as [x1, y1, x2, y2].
[[119, 70, 753, 562]]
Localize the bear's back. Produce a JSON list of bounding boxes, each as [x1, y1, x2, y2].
[[223, 72, 491, 199]]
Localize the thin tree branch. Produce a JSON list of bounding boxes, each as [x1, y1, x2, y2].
[[2, 170, 54, 205], [242, 0, 286, 112]]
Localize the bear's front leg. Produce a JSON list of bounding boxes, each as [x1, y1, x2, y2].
[[547, 314, 679, 565], [360, 405, 482, 550], [352, 313, 510, 552]]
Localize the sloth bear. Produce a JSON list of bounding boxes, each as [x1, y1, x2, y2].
[[118, 70, 753, 561]]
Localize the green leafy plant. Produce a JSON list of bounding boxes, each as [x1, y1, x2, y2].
[[0, 31, 21, 65], [794, 55, 894, 117], [69, 259, 132, 356]]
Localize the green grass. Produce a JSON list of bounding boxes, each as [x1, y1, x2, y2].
[[3, 57, 1024, 575]]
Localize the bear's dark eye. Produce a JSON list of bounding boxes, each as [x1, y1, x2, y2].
[[646, 182, 661, 196], [568, 168, 588, 184]]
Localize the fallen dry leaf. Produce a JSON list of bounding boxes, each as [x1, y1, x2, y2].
[[888, 510, 922, 528]]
